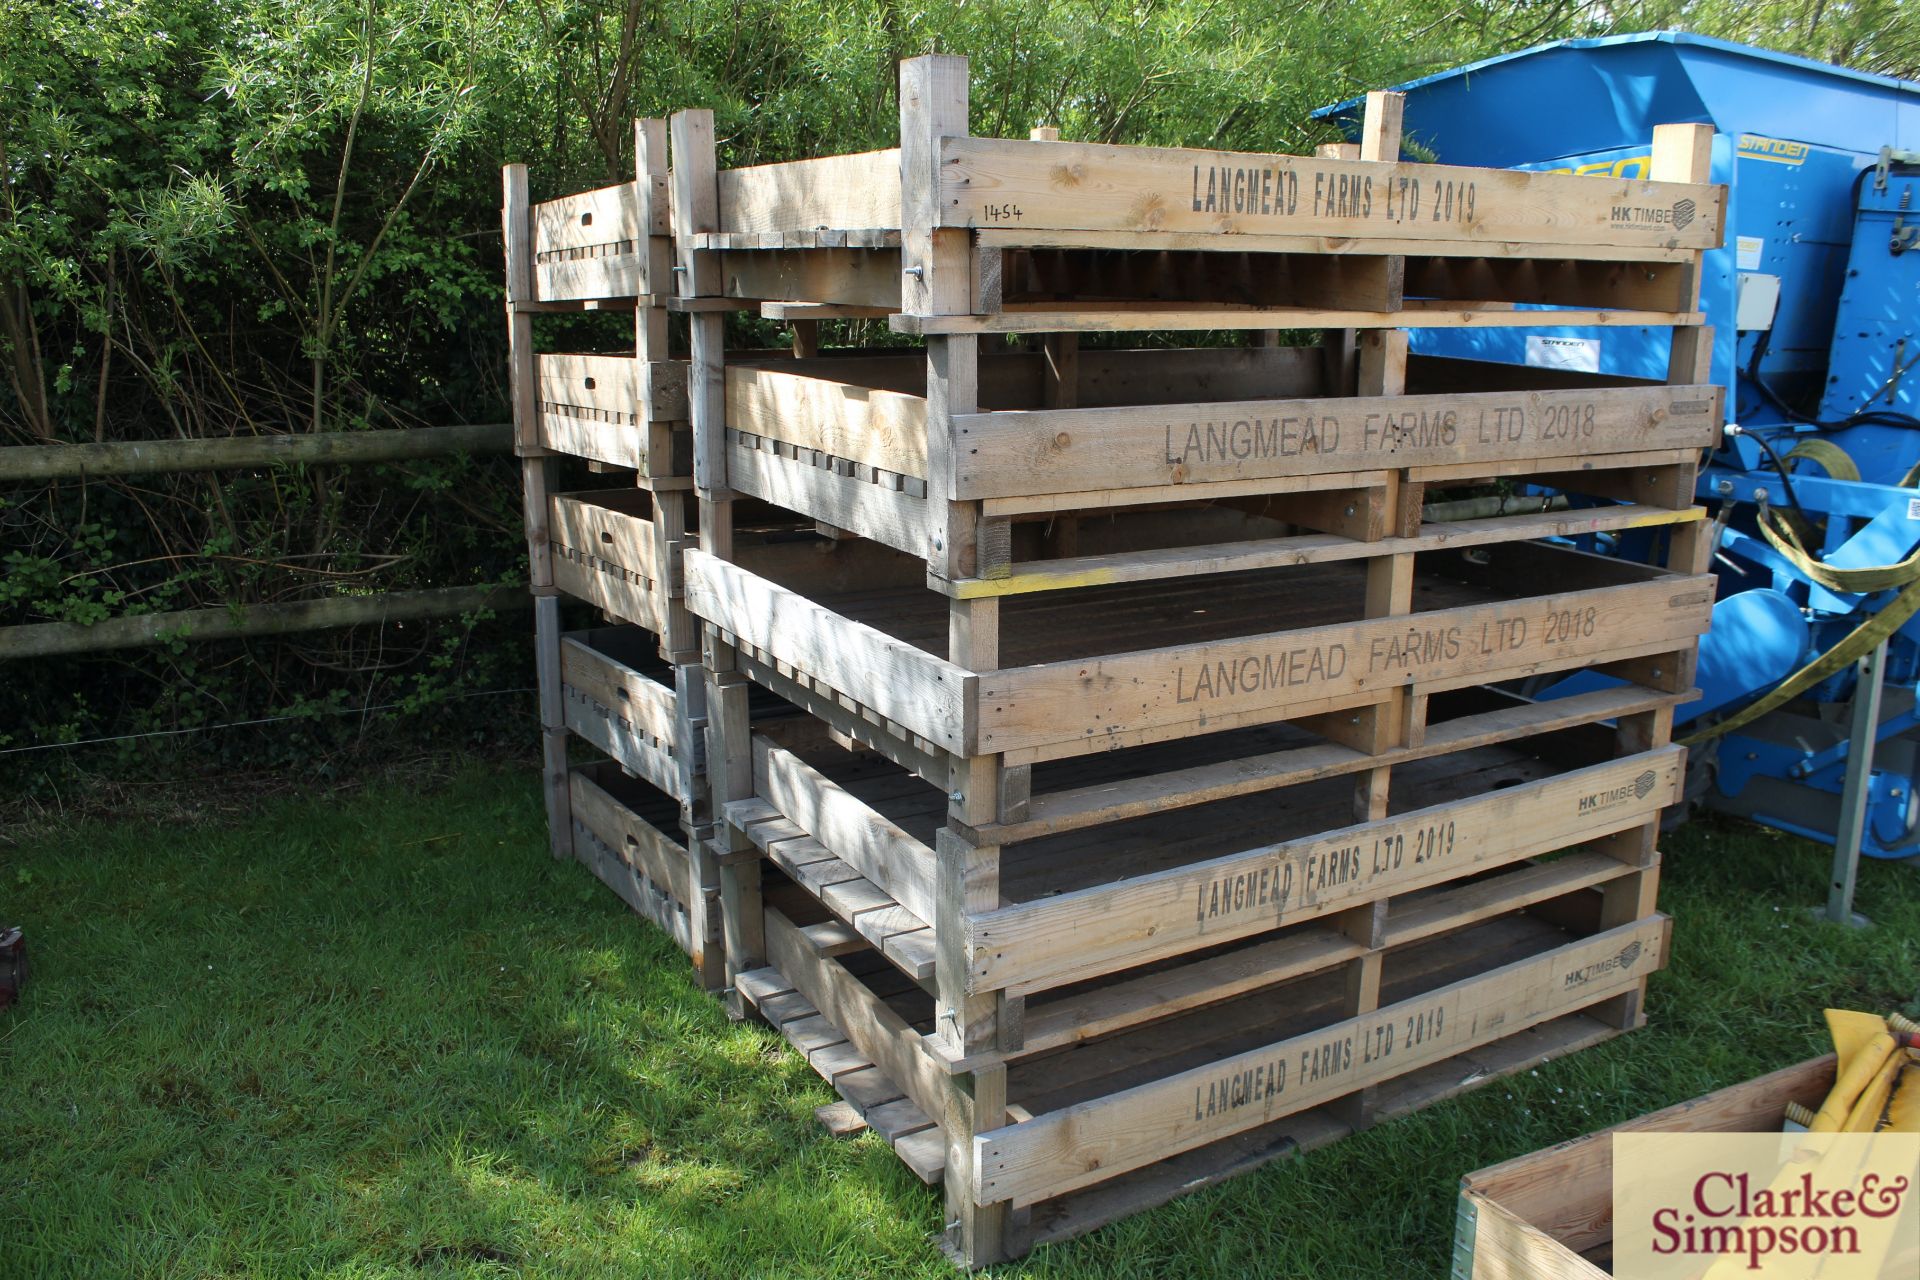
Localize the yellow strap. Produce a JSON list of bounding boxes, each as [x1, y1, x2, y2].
[[1756, 504, 1920, 594], [1786, 437, 1863, 483], [1680, 572, 1920, 745], [1683, 441, 1920, 745]]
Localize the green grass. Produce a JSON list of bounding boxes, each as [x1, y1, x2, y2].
[[2, 766, 1916, 1279]]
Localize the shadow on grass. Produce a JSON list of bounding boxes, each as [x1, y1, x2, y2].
[[2, 771, 1915, 1279]]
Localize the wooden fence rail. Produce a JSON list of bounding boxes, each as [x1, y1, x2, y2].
[[0, 422, 512, 482], [0, 587, 530, 660], [1, 423, 525, 660]]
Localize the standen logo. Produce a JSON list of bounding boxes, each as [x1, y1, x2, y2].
[[1617, 1132, 1920, 1278]]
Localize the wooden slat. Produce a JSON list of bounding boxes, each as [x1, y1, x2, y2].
[[940, 137, 1723, 249], [968, 747, 1682, 996], [573, 821, 695, 952], [977, 467, 1385, 518], [716, 149, 903, 233], [893, 304, 1706, 335], [563, 688, 682, 803], [1020, 928, 1366, 1056], [984, 683, 1684, 843], [534, 181, 658, 248], [724, 438, 926, 555], [531, 181, 666, 301], [548, 492, 667, 633], [730, 646, 955, 791], [726, 364, 927, 478], [735, 814, 937, 983], [689, 229, 903, 251], [559, 637, 681, 744], [950, 385, 1720, 500], [683, 549, 972, 755], [972, 228, 1698, 263], [539, 353, 687, 428], [942, 505, 1705, 599], [717, 249, 904, 309], [972, 917, 1671, 1207], [1383, 852, 1634, 948], [976, 573, 1713, 760]]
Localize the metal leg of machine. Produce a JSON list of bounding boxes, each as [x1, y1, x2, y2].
[[1820, 638, 1887, 928]]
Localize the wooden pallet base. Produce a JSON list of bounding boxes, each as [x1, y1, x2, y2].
[[737, 961, 946, 1183], [736, 902, 1658, 1264]]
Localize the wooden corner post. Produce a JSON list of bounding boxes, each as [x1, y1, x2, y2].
[[669, 106, 755, 1003], [902, 52, 1014, 1268], [1591, 121, 1716, 1031], [505, 162, 572, 862]]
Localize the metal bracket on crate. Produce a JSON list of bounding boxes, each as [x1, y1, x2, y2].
[[1449, 1191, 1478, 1280]]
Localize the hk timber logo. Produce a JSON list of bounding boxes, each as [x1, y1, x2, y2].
[[1672, 198, 1697, 231], [1563, 939, 1643, 990], [1578, 769, 1661, 815]]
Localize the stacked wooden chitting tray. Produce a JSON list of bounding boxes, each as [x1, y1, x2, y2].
[[507, 58, 1726, 1266]]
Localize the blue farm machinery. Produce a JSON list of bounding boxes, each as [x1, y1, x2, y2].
[[1320, 32, 1920, 913]]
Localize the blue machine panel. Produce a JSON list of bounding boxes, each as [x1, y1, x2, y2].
[[1820, 164, 1920, 424]]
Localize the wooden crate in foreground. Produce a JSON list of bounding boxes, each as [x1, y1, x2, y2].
[[1453, 1056, 1837, 1279]]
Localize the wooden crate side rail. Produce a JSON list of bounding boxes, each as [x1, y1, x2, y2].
[[574, 819, 696, 954], [977, 572, 1714, 759], [972, 915, 1672, 1208], [969, 744, 1684, 996], [972, 227, 1700, 263], [725, 636, 955, 790], [726, 363, 928, 478], [938, 137, 1725, 250], [559, 637, 682, 745], [533, 180, 664, 253], [547, 492, 674, 634], [724, 437, 927, 554], [682, 548, 973, 754], [531, 178, 669, 301], [560, 640, 686, 803], [567, 768, 694, 906], [0, 422, 511, 483], [892, 304, 1707, 337], [539, 354, 689, 425], [950, 384, 1721, 501], [716, 149, 904, 235], [1011, 849, 1638, 1064], [941, 504, 1705, 601]]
